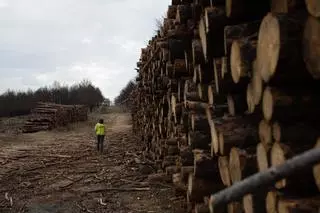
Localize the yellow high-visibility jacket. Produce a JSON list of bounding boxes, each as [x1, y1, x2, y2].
[[95, 123, 105, 135]]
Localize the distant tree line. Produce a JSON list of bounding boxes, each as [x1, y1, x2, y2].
[[114, 80, 136, 106], [0, 80, 105, 117]]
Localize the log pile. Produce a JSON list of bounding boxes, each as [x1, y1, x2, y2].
[[129, 0, 320, 212], [23, 102, 88, 133]]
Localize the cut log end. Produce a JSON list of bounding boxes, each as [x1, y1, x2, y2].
[[229, 147, 242, 183], [210, 123, 219, 156], [208, 85, 214, 105], [228, 202, 242, 213], [218, 132, 225, 155], [230, 40, 242, 84], [272, 122, 281, 142], [246, 83, 255, 113], [227, 95, 235, 116], [257, 142, 269, 172], [256, 13, 281, 82], [252, 68, 263, 105], [187, 173, 193, 195], [312, 138, 320, 191], [306, 0, 320, 18], [303, 15, 320, 79], [218, 156, 232, 187], [262, 87, 273, 122], [259, 119, 272, 146], [270, 142, 287, 189], [243, 194, 254, 213], [266, 191, 278, 213]]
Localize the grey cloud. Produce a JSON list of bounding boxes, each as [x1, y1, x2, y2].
[[0, 0, 170, 98]]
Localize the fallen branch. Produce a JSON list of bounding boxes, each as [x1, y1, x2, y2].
[[86, 187, 150, 193]]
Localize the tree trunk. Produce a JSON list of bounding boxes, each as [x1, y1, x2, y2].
[[256, 142, 271, 172]]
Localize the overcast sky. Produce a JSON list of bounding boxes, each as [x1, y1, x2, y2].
[[0, 0, 170, 100]]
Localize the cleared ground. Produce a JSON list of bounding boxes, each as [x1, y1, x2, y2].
[[0, 113, 179, 213]]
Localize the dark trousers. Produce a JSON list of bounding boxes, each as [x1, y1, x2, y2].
[[97, 135, 105, 153]]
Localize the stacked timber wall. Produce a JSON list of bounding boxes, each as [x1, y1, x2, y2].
[[131, 0, 320, 212], [23, 102, 88, 133]]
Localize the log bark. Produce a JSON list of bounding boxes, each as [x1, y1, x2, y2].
[[198, 84, 209, 102], [188, 173, 223, 203], [258, 119, 272, 148], [256, 142, 271, 172], [192, 39, 205, 65], [191, 113, 211, 132], [212, 115, 259, 156], [179, 146, 194, 167], [271, 0, 306, 13], [174, 59, 189, 77], [167, 5, 177, 19], [227, 202, 242, 213], [224, 21, 261, 55], [272, 122, 320, 144], [180, 165, 194, 183], [218, 156, 232, 187], [188, 131, 211, 150], [209, 147, 320, 211], [226, 0, 270, 20], [305, 0, 320, 18], [193, 151, 221, 180], [303, 15, 320, 79], [176, 4, 193, 24]]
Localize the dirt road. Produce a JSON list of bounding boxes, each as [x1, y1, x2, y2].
[[0, 113, 178, 213]]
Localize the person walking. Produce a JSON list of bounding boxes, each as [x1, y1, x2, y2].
[[95, 119, 105, 153]]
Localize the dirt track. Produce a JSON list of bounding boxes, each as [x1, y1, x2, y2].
[[0, 113, 178, 213]]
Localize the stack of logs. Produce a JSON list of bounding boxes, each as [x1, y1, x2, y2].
[[130, 0, 320, 212], [23, 102, 88, 133]]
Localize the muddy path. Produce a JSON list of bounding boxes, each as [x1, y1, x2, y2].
[[0, 113, 179, 213]]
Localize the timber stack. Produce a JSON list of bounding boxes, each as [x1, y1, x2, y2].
[[129, 0, 320, 212], [23, 102, 88, 133]]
